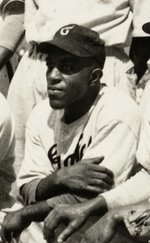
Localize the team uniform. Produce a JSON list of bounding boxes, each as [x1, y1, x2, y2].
[[0, 0, 25, 198], [84, 87, 150, 243], [0, 0, 24, 97], [17, 87, 141, 243], [7, 0, 141, 180], [0, 92, 15, 233]]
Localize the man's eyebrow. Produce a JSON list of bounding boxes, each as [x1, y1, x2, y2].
[[61, 56, 79, 62], [45, 54, 80, 64]]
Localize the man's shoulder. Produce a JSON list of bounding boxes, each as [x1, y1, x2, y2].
[[27, 98, 56, 128], [96, 87, 142, 133]]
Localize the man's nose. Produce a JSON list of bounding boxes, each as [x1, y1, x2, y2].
[[47, 67, 62, 84]]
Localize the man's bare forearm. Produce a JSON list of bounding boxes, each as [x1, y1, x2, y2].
[[21, 201, 51, 223], [36, 158, 113, 202], [83, 194, 108, 217], [1, 201, 52, 242], [36, 172, 66, 201]]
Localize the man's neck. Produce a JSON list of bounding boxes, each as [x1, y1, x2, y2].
[[63, 90, 99, 124]]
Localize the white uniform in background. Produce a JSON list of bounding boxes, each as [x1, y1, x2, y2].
[[0, 92, 15, 234], [0, 0, 24, 96]]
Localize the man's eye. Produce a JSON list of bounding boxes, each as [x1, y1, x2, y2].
[[46, 62, 54, 70], [63, 64, 73, 71], [59, 63, 75, 74]]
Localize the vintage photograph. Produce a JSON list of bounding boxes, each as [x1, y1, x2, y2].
[[0, 1, 150, 242]]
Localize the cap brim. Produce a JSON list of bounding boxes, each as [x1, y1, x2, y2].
[[142, 22, 150, 34], [38, 39, 91, 58]]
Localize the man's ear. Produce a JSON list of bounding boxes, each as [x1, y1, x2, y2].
[[90, 68, 102, 86]]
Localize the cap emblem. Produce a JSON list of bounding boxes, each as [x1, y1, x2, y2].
[[60, 25, 75, 36]]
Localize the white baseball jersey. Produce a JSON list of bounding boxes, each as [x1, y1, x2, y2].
[[18, 87, 141, 204]]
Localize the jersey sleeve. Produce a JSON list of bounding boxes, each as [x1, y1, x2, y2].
[[0, 0, 24, 51], [0, 13, 24, 51], [81, 115, 150, 209], [17, 108, 54, 204], [83, 119, 140, 186], [101, 168, 150, 209]]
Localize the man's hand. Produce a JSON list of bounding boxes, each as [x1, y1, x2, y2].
[[80, 211, 122, 243], [56, 157, 114, 194], [43, 203, 92, 243], [1, 209, 31, 243], [43, 195, 108, 243], [36, 157, 114, 201]]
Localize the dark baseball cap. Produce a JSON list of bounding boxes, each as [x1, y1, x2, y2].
[[38, 24, 106, 69], [142, 22, 150, 34]]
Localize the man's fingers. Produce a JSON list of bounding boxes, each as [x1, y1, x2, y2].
[[91, 156, 104, 165], [84, 185, 103, 194], [88, 171, 114, 185], [1, 228, 24, 243], [88, 179, 113, 189], [13, 231, 21, 239], [91, 165, 114, 178], [57, 220, 81, 243], [1, 229, 11, 243], [85, 168, 114, 185], [84, 184, 110, 194], [43, 211, 60, 241], [43, 209, 65, 242]]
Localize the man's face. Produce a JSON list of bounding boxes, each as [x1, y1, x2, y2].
[[46, 48, 94, 109]]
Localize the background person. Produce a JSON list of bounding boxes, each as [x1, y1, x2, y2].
[[0, 0, 25, 198], [0, 0, 25, 97], [0, 92, 16, 240], [130, 0, 150, 83]]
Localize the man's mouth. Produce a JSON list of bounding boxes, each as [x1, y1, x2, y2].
[[48, 88, 63, 96]]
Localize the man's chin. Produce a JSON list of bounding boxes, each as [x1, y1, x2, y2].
[[49, 100, 64, 110]]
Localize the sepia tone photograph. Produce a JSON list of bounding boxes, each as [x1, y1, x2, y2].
[[0, 1, 150, 243]]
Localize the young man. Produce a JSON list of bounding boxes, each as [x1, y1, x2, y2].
[[7, 0, 144, 192], [42, 22, 150, 243], [1, 24, 142, 243]]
